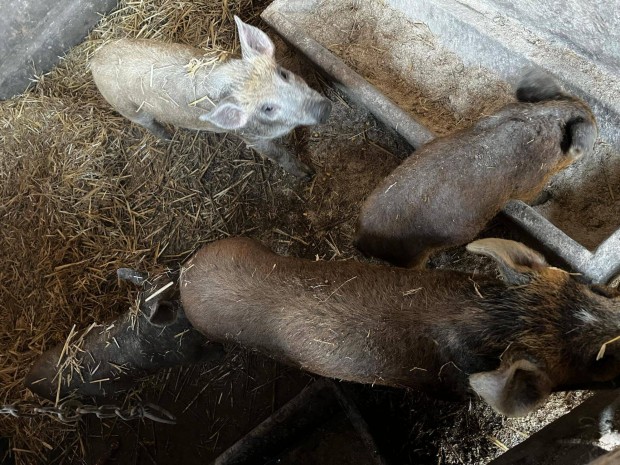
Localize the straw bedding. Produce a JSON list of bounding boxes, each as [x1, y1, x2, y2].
[[0, 0, 273, 461]]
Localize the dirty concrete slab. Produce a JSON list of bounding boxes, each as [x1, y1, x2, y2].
[[385, 0, 620, 150], [0, 0, 118, 99]]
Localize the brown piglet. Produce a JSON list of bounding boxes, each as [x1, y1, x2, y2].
[[355, 71, 597, 268], [90, 16, 331, 179], [178, 236, 620, 417]]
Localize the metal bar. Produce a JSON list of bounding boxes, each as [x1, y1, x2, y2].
[[587, 229, 620, 284], [261, 6, 435, 149]]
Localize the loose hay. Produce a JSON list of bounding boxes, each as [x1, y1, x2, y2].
[[0, 0, 271, 462]]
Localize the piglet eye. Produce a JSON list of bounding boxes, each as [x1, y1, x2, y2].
[[262, 104, 275, 114], [279, 69, 290, 81]]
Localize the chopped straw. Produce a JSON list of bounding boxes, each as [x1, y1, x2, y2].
[[596, 334, 620, 360], [0, 0, 271, 462]]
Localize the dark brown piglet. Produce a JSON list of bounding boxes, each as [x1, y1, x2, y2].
[[25, 269, 224, 400], [355, 71, 597, 268], [179, 237, 620, 417]]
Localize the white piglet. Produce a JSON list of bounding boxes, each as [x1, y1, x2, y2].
[[91, 16, 332, 179]]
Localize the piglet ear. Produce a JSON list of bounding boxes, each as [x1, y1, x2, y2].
[[199, 98, 248, 130], [469, 359, 552, 417], [565, 118, 597, 161], [139, 271, 180, 327], [141, 288, 179, 327], [466, 238, 548, 285], [234, 15, 275, 60], [146, 301, 178, 326]]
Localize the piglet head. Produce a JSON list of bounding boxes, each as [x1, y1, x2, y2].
[[466, 238, 620, 417], [199, 16, 332, 139]]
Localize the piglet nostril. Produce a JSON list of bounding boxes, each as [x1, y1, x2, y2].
[[314, 99, 332, 124]]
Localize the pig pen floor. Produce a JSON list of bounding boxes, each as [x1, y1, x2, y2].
[[288, 0, 620, 250], [0, 0, 607, 464]]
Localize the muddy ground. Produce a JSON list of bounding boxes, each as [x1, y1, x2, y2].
[[1, 0, 617, 464]]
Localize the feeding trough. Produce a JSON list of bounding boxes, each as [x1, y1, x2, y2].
[[262, 0, 620, 285]]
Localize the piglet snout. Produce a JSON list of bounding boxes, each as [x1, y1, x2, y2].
[[310, 98, 332, 124]]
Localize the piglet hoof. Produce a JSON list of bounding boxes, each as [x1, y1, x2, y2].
[[150, 128, 174, 143], [158, 133, 174, 143], [291, 161, 316, 181], [117, 268, 148, 287], [143, 121, 174, 142]]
